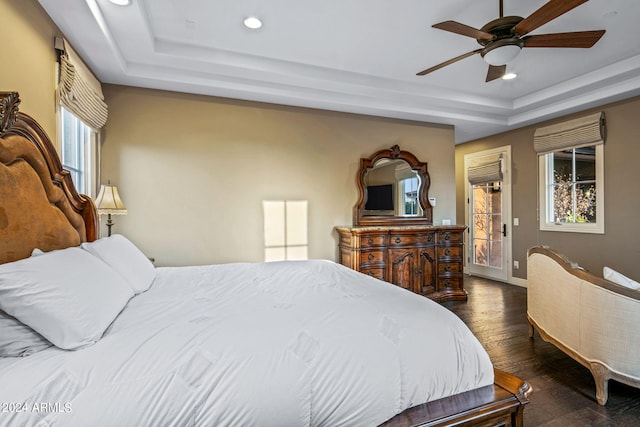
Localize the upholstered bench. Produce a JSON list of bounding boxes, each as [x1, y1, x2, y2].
[[527, 246, 640, 405]]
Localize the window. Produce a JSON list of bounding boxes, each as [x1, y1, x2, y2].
[[400, 177, 419, 216], [60, 107, 98, 198], [539, 144, 603, 233]]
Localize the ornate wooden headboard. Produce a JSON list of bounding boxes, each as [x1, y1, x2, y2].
[[0, 92, 97, 264]]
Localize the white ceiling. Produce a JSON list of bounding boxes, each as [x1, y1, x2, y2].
[[38, 0, 640, 143]]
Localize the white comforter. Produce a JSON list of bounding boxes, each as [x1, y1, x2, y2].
[[0, 260, 493, 427]]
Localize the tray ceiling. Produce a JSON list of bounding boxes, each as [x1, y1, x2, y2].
[[38, 0, 640, 143]]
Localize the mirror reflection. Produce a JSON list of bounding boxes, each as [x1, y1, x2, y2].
[[363, 159, 423, 217]]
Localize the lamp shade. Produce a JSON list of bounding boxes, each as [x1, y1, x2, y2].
[[95, 185, 127, 215]]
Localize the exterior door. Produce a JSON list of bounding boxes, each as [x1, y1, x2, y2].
[[464, 147, 511, 282]]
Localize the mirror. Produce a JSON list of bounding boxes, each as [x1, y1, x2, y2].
[[354, 145, 432, 226]]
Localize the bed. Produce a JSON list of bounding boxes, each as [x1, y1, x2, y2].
[[0, 91, 531, 426]]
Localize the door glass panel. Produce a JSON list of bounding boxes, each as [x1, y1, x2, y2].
[[473, 214, 488, 239], [474, 240, 488, 266], [471, 182, 503, 271], [490, 189, 501, 213], [490, 213, 502, 240], [489, 241, 502, 268], [473, 187, 487, 211]]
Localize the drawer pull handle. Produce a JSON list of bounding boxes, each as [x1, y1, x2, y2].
[[444, 233, 451, 241], [395, 237, 401, 244], [445, 248, 451, 256], [444, 264, 451, 272], [445, 280, 451, 287], [368, 271, 375, 276], [368, 253, 374, 261], [428, 235, 433, 242], [368, 237, 374, 244]]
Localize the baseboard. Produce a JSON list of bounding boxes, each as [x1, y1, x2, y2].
[[464, 267, 528, 288], [508, 277, 527, 288]]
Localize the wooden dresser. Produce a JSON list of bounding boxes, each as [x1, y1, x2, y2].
[[336, 225, 467, 302]]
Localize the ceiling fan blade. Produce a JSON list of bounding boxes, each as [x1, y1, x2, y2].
[[523, 30, 605, 48], [513, 0, 589, 36], [486, 65, 506, 82], [416, 49, 482, 76], [433, 21, 494, 41]]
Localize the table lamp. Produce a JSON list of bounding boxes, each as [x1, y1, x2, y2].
[[95, 183, 127, 236]]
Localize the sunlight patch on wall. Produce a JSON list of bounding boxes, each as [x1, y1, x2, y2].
[[263, 200, 308, 262]]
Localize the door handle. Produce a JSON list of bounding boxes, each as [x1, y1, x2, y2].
[[502, 224, 507, 237]]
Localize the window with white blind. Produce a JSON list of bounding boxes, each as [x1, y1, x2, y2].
[[535, 112, 605, 234], [55, 37, 107, 198]]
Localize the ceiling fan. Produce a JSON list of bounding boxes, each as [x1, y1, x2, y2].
[[417, 0, 606, 82]]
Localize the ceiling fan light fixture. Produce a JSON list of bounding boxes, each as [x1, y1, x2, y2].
[[108, 0, 131, 5], [502, 72, 517, 80], [481, 39, 523, 66]]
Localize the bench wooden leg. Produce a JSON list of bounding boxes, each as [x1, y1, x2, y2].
[[590, 362, 610, 405]]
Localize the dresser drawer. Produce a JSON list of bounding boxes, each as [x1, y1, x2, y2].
[[437, 245, 462, 259], [359, 267, 385, 280], [361, 250, 385, 264], [437, 231, 463, 244], [438, 276, 462, 290], [359, 234, 387, 248], [438, 262, 461, 274], [389, 233, 434, 246]]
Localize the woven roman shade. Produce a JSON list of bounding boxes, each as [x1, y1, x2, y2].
[[55, 37, 108, 130], [468, 159, 502, 185], [533, 112, 605, 155], [394, 162, 416, 181]]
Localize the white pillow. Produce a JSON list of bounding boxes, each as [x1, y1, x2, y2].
[[0, 310, 52, 357], [603, 266, 640, 290], [81, 235, 155, 294], [31, 248, 45, 256], [0, 247, 134, 350]]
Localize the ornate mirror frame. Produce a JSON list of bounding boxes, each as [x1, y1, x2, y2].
[[354, 145, 432, 226]]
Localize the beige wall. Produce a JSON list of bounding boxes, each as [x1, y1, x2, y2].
[[12, 1, 638, 278], [456, 96, 640, 281], [0, 0, 60, 139], [101, 86, 457, 266]]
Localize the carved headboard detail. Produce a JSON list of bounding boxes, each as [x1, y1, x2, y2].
[[0, 92, 97, 264]]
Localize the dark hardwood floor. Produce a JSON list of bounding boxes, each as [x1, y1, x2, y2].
[[442, 275, 640, 427]]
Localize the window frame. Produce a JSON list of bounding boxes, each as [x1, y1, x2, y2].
[[538, 144, 604, 234]]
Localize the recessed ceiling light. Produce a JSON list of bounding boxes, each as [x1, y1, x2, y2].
[[243, 17, 263, 29], [109, 0, 131, 5], [502, 73, 517, 80]]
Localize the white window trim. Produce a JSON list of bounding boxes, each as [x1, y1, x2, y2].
[[538, 144, 604, 234]]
